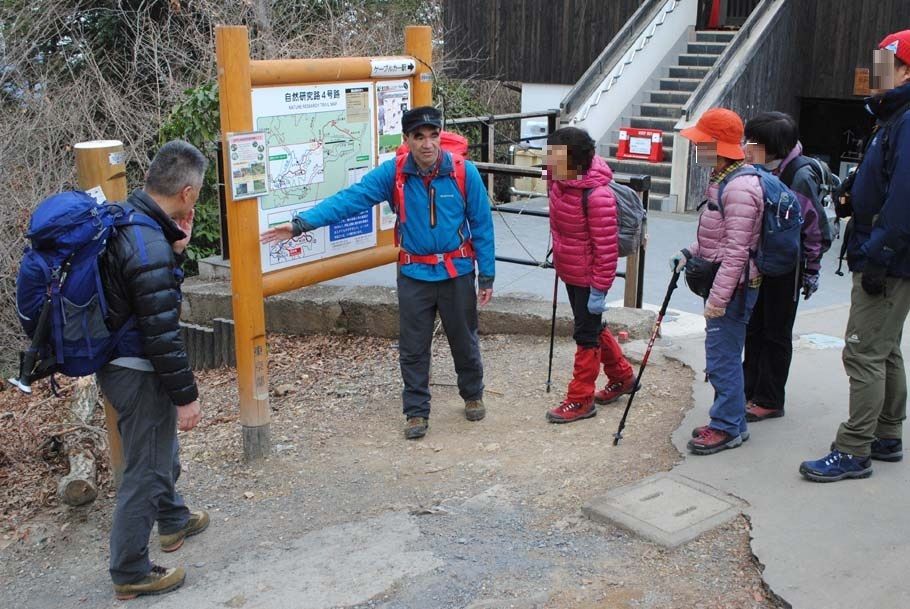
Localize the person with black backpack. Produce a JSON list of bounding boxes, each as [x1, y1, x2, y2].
[[800, 30, 910, 482], [99, 141, 209, 599], [543, 127, 638, 424], [740, 112, 833, 423]]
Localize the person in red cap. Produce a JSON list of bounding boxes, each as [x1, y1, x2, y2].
[[800, 30, 910, 481], [669, 107, 763, 455]]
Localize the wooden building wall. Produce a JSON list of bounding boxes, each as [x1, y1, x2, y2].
[[801, 0, 910, 100], [442, 0, 642, 84]]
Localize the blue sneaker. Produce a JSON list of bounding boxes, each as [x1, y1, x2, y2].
[[799, 449, 872, 482], [871, 438, 903, 462]]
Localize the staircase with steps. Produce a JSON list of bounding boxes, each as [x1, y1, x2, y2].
[[604, 30, 735, 210]]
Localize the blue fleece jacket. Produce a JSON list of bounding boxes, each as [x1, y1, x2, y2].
[[847, 81, 910, 276], [293, 151, 495, 288]]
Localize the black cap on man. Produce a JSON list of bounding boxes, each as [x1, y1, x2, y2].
[[402, 106, 442, 135]]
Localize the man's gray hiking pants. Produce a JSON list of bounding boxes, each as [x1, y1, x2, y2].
[[397, 271, 484, 419], [97, 365, 190, 585]]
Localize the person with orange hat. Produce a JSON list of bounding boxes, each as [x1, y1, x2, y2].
[[669, 107, 763, 455], [800, 30, 910, 482]]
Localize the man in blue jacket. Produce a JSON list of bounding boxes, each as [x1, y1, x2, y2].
[[801, 30, 910, 482], [261, 106, 495, 440]]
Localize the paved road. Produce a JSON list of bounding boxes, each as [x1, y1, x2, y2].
[[324, 203, 854, 315]]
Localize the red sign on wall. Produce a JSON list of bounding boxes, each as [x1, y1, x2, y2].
[[617, 128, 664, 163]]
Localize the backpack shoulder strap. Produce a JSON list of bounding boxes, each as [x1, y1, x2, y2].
[[779, 155, 812, 188], [717, 166, 761, 217], [392, 153, 409, 223], [451, 154, 467, 202]]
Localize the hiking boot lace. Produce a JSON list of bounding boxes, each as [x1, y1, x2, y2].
[[149, 565, 168, 577], [824, 451, 844, 466], [605, 381, 624, 392], [556, 401, 582, 414]]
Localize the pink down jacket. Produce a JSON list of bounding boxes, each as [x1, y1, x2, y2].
[[687, 174, 763, 309], [548, 155, 619, 292]]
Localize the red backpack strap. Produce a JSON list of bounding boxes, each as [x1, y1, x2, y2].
[[392, 153, 409, 247], [393, 153, 408, 222], [450, 153, 467, 202]]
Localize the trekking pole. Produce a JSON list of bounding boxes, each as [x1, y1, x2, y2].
[[545, 271, 559, 393], [613, 270, 681, 446]]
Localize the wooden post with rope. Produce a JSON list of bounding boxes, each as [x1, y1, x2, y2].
[[73, 139, 128, 488]]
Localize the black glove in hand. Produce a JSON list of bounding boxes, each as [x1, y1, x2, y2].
[[861, 261, 888, 296]]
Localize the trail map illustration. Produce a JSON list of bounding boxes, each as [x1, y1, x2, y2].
[[252, 83, 377, 272]]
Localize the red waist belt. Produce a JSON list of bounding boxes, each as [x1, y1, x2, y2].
[[398, 240, 476, 278]]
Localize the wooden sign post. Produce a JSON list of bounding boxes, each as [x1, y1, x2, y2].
[[73, 139, 128, 487], [215, 25, 433, 460]]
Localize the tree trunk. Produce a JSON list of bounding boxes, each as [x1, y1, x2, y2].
[[57, 376, 100, 506]]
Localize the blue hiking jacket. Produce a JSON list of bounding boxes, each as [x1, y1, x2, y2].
[[295, 151, 495, 287], [847, 81, 910, 276]]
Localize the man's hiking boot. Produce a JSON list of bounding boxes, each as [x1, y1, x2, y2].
[[687, 427, 743, 455], [113, 565, 185, 600], [404, 417, 428, 439], [160, 510, 210, 553], [871, 438, 903, 462], [800, 449, 872, 482], [594, 376, 637, 405], [464, 399, 485, 421], [692, 425, 749, 442], [746, 403, 785, 422], [546, 400, 596, 424]]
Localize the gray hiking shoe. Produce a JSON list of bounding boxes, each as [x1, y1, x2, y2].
[[464, 399, 485, 421], [405, 417, 428, 439], [160, 510, 210, 552], [113, 565, 186, 600]]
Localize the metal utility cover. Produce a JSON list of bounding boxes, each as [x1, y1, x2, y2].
[[583, 473, 744, 547]]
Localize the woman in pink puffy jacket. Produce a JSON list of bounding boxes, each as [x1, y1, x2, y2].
[[672, 108, 763, 455], [545, 127, 636, 424]]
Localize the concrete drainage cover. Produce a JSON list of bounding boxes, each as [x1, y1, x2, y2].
[[583, 473, 744, 547]]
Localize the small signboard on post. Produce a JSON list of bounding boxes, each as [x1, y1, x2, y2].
[[617, 128, 664, 163], [227, 131, 269, 200]]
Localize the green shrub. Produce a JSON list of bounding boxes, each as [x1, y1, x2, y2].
[[158, 83, 221, 273]]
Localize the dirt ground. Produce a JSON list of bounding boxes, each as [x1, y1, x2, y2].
[[0, 333, 785, 609]]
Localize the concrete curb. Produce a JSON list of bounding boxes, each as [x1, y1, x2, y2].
[[181, 278, 657, 340]]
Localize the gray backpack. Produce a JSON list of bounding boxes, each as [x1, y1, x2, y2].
[[581, 182, 646, 257]]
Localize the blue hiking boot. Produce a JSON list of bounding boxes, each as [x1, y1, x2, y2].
[[871, 438, 903, 462], [799, 449, 872, 482]]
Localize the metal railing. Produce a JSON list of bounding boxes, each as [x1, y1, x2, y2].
[[560, 0, 683, 123], [680, 0, 775, 120], [473, 161, 650, 309]]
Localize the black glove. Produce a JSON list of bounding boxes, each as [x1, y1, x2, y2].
[[861, 261, 888, 296]]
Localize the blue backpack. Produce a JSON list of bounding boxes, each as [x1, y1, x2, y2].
[[11, 191, 160, 393], [718, 165, 803, 277]]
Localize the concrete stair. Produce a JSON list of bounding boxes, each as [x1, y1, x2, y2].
[[605, 30, 734, 210]]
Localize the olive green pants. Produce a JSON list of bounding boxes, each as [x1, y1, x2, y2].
[[835, 274, 910, 457]]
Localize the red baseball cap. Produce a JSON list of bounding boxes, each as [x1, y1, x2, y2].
[[679, 107, 745, 160], [879, 30, 910, 66]]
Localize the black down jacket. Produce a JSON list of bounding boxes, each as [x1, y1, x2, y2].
[[101, 189, 197, 406]]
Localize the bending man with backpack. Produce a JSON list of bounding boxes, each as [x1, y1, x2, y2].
[[543, 127, 637, 424], [800, 31, 910, 482], [670, 108, 764, 455], [99, 141, 209, 599], [741, 112, 831, 422], [260, 106, 495, 440]]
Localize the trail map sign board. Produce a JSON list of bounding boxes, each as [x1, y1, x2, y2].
[[253, 83, 379, 271]]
